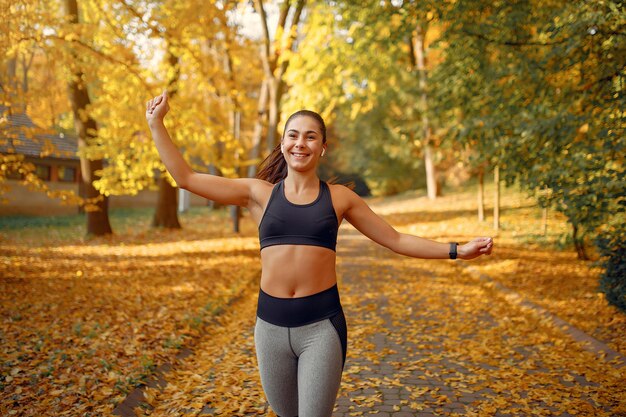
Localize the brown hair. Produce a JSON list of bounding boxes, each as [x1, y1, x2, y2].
[[256, 110, 327, 184]]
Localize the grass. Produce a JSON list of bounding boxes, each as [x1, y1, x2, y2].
[[0, 205, 229, 229], [0, 205, 236, 244]]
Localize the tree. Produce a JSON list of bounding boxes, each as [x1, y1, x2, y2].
[[84, 0, 260, 230], [6, 0, 123, 233], [152, 42, 182, 229], [432, 0, 624, 263], [247, 0, 306, 178], [63, 0, 112, 235], [411, 19, 438, 199], [1, 1, 103, 215], [283, 0, 443, 196]]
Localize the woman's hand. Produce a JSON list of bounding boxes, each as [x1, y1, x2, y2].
[[459, 237, 493, 260], [146, 90, 169, 125]]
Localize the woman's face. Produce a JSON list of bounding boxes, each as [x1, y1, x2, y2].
[[281, 116, 326, 172]]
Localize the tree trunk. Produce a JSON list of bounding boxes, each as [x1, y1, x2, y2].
[[542, 206, 548, 236], [7, 56, 16, 83], [493, 165, 500, 231], [478, 167, 485, 222], [6, 56, 24, 113], [178, 188, 190, 213], [21, 53, 34, 94], [413, 23, 437, 200], [220, 41, 243, 233], [247, 79, 269, 178], [63, 0, 112, 236], [152, 176, 181, 229], [206, 164, 224, 210], [423, 142, 437, 200], [152, 45, 182, 228], [572, 223, 589, 260], [230, 205, 241, 233], [249, 0, 305, 178], [266, 77, 281, 154], [231, 110, 241, 233]]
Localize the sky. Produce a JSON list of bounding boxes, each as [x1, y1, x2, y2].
[[231, 1, 280, 41]]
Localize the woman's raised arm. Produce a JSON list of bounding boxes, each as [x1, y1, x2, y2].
[[338, 185, 493, 260], [146, 91, 258, 207]]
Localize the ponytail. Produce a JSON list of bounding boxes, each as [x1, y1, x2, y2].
[[256, 143, 287, 184]]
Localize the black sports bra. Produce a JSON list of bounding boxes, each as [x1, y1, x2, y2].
[[258, 179, 339, 251]]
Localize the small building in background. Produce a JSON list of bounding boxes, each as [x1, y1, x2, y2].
[[0, 107, 208, 216]]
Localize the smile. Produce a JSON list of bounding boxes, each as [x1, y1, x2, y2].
[[291, 152, 310, 158]]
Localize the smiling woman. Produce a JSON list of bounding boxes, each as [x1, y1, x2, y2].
[[145, 92, 493, 417], [256, 109, 328, 185]]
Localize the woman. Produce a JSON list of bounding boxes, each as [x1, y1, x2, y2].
[[146, 91, 493, 417]]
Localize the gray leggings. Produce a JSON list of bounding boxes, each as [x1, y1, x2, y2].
[[254, 314, 346, 417]]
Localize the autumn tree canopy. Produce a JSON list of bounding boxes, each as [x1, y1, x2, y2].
[[2, 0, 623, 270]]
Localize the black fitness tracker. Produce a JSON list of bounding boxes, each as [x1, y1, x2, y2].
[[449, 242, 458, 259]]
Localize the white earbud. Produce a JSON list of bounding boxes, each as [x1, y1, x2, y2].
[[321, 149, 326, 156]]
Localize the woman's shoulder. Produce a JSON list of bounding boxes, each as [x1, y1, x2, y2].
[[234, 177, 274, 189], [327, 181, 360, 206], [238, 178, 276, 205], [326, 181, 356, 194]]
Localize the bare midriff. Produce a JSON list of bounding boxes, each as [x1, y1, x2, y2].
[[260, 244, 337, 298]]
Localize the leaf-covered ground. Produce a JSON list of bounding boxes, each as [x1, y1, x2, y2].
[[1, 183, 624, 416], [1, 209, 262, 416]]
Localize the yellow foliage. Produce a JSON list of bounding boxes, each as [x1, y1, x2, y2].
[[1, 0, 262, 204]]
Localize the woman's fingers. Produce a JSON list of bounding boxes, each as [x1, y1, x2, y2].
[[470, 237, 493, 257], [480, 238, 493, 255], [479, 237, 493, 247], [146, 94, 162, 114], [145, 91, 171, 121], [146, 91, 168, 109]]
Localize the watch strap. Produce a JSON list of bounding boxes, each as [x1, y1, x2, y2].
[[449, 242, 458, 259]]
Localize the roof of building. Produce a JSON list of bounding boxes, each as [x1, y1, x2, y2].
[[0, 105, 79, 160]]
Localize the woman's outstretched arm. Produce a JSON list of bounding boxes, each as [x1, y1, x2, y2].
[[146, 91, 261, 207], [338, 185, 493, 260]]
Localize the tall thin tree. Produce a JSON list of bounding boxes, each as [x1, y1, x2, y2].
[[63, 0, 112, 236], [152, 45, 182, 229], [411, 22, 438, 200], [248, 0, 306, 177]]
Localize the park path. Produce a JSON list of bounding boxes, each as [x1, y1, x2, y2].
[[125, 231, 626, 417]]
